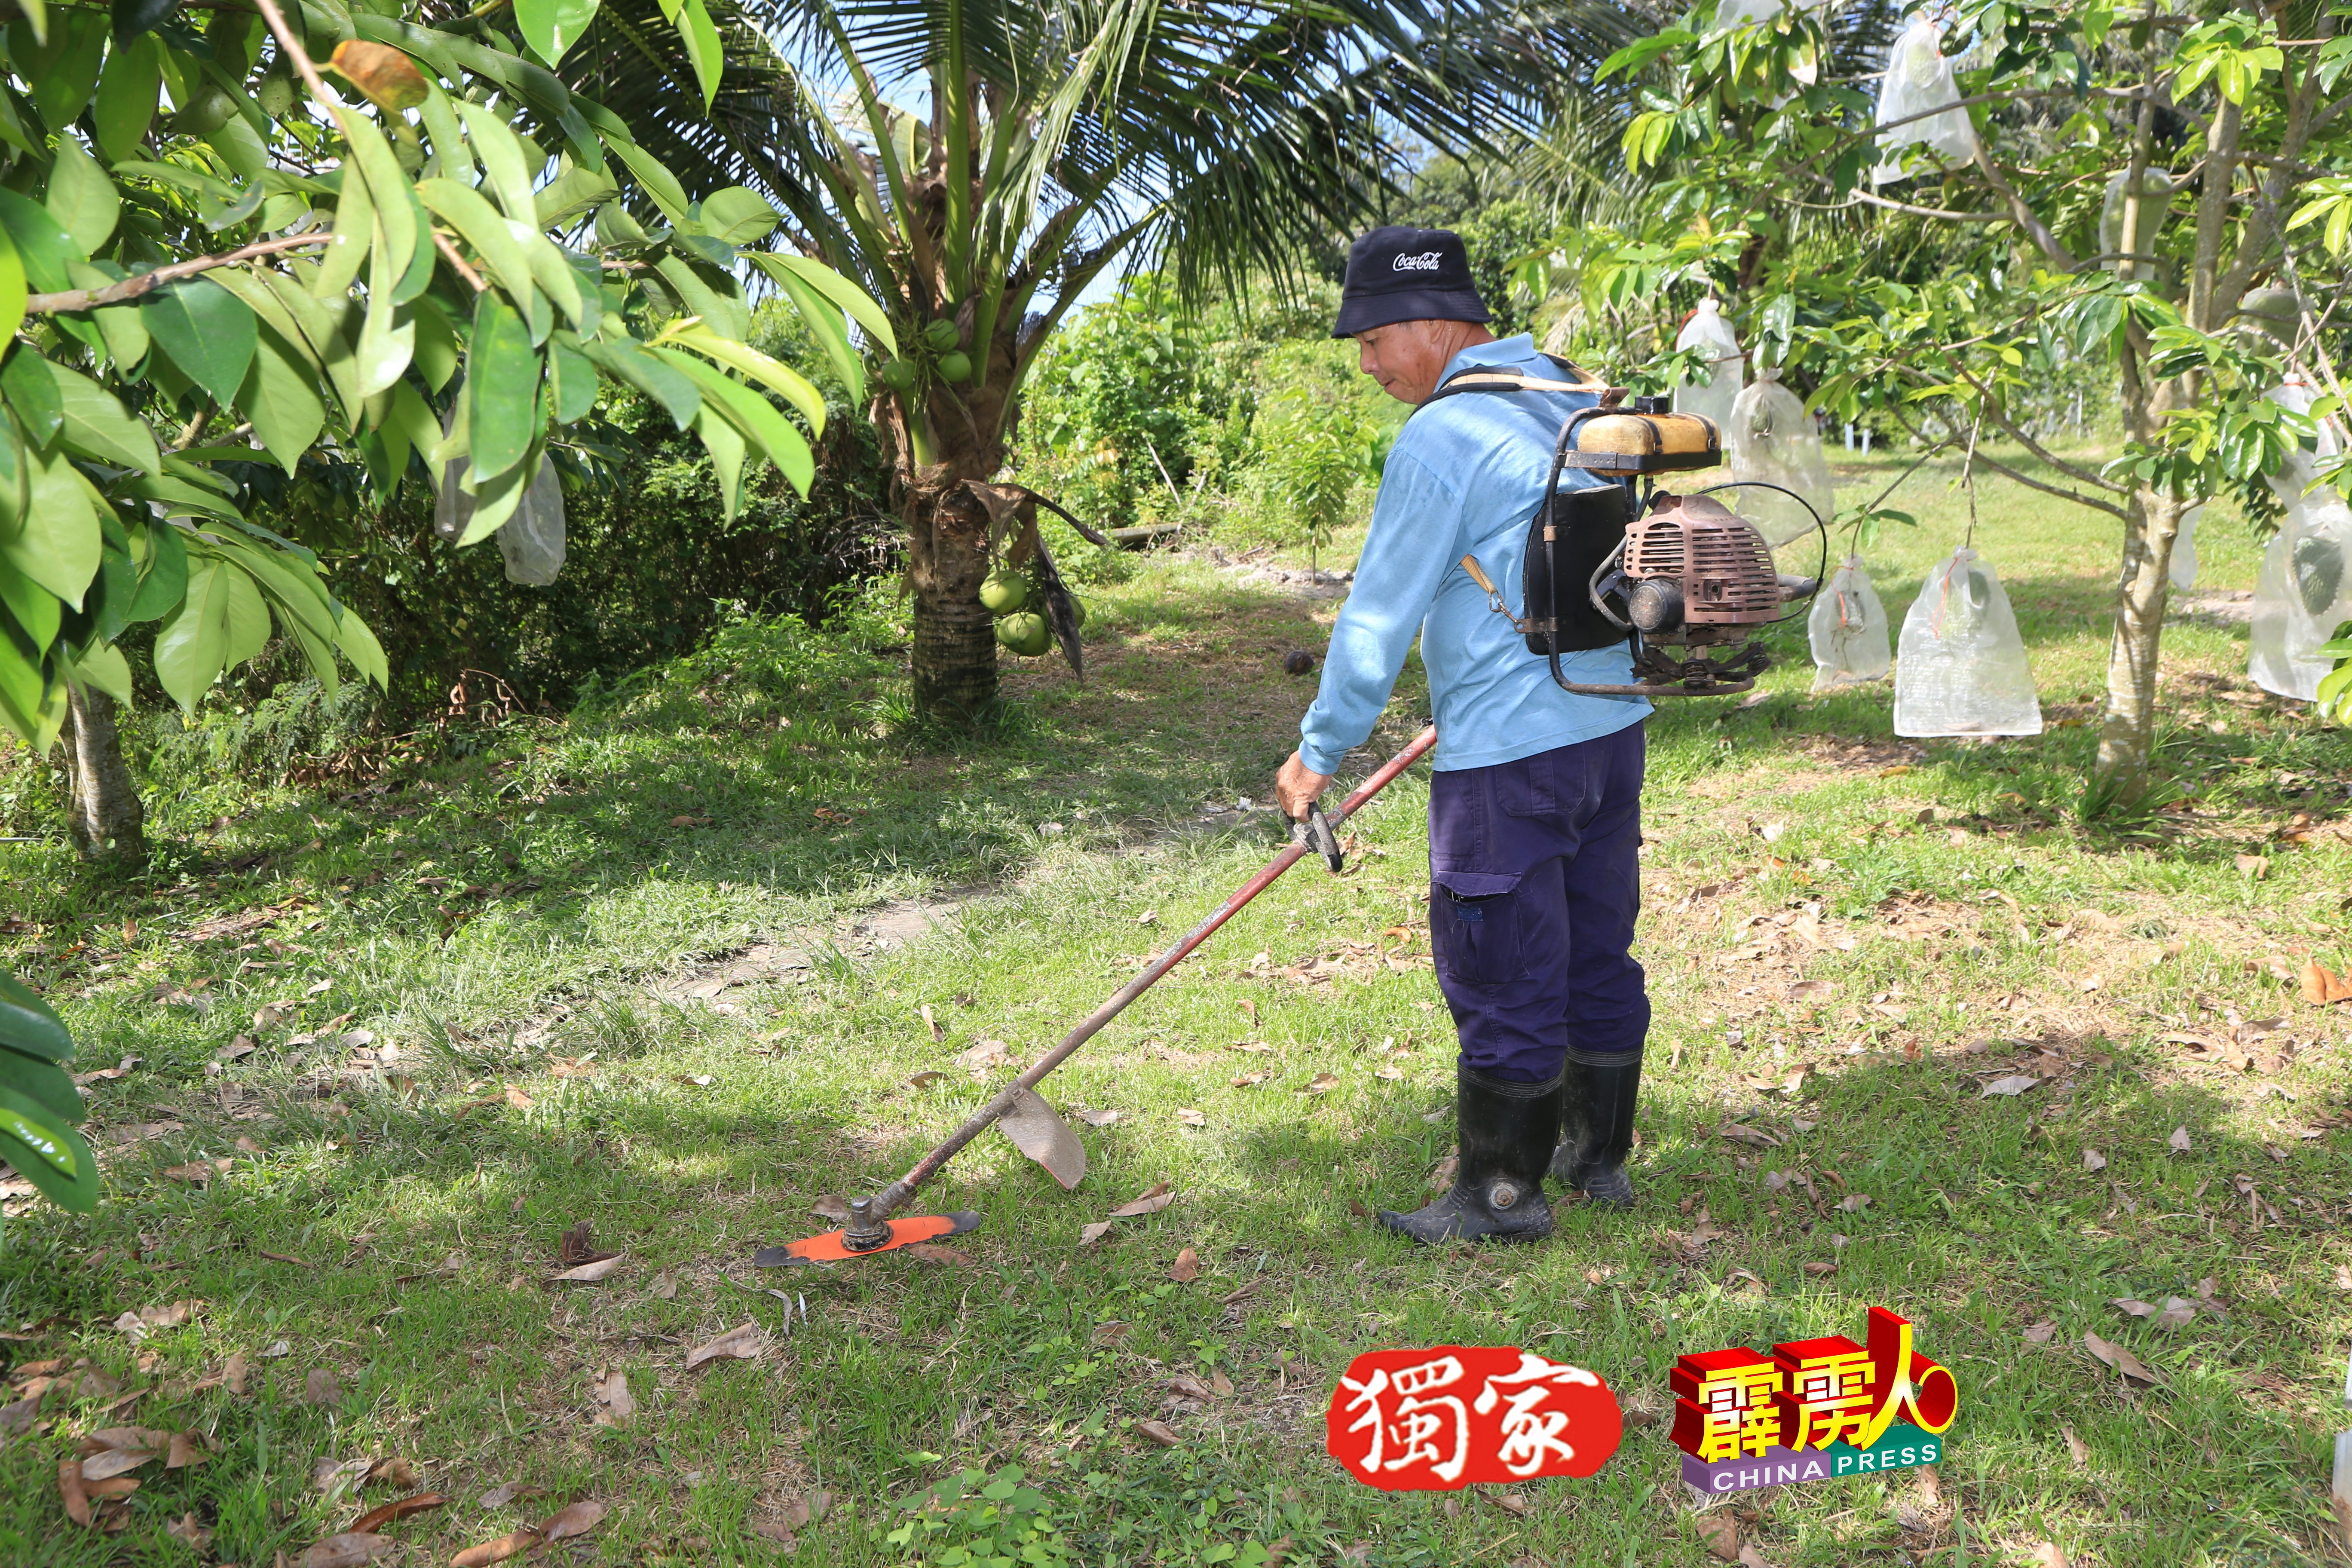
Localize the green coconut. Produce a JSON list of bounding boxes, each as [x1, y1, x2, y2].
[[924, 319, 962, 352], [979, 567, 1029, 613], [879, 359, 916, 392], [995, 611, 1051, 656], [937, 350, 974, 383]]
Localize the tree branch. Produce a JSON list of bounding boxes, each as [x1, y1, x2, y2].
[[24, 235, 333, 314], [1969, 144, 2076, 269], [1937, 358, 2125, 494], [1895, 401, 2128, 521]]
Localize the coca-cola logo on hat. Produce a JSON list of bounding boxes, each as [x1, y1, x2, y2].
[[1390, 251, 1444, 272]]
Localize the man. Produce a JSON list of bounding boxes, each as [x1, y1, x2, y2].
[[1272, 226, 1651, 1245]]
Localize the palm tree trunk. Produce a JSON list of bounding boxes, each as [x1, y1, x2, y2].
[[60, 687, 147, 864], [910, 485, 999, 720]]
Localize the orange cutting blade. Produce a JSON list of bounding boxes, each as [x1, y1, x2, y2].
[[753, 1211, 982, 1266]]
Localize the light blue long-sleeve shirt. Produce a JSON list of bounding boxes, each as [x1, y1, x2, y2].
[[1298, 335, 1652, 775]]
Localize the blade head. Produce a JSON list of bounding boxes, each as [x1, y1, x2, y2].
[[753, 1211, 982, 1266], [998, 1086, 1088, 1190]]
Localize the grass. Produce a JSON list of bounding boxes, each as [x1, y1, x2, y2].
[[0, 445, 2347, 1567]]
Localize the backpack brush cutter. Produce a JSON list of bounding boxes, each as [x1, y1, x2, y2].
[[1431, 369, 1828, 699], [759, 726, 1437, 1265]]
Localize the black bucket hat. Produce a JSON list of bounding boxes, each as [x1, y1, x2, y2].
[[1331, 226, 1491, 338]]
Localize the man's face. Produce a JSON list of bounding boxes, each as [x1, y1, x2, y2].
[[1355, 320, 1480, 405]]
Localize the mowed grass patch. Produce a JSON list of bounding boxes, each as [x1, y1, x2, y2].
[[0, 444, 2344, 1565]]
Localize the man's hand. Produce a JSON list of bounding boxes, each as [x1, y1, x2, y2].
[[1275, 752, 1333, 821]]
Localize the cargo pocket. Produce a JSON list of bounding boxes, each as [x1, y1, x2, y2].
[[1431, 873, 1527, 987]]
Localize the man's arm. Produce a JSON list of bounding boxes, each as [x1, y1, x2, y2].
[[1283, 445, 1460, 808]]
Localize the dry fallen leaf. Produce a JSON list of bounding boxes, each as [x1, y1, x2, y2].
[[1175, 1108, 1207, 1127], [452, 1528, 544, 1567], [1303, 1073, 1340, 1095], [2152, 1296, 2197, 1330], [2023, 1321, 2056, 1343], [1836, 1193, 1871, 1212], [2300, 959, 2352, 1006], [2082, 1148, 2107, 1172], [79, 1447, 155, 1482], [305, 1368, 341, 1406], [907, 1070, 946, 1089], [1074, 1109, 1121, 1127], [2024, 1540, 2069, 1568], [1078, 1222, 1116, 1248], [542, 1501, 606, 1541], [165, 1511, 212, 1550], [552, 1256, 626, 1284], [2168, 1126, 2193, 1154], [903, 1244, 975, 1267], [349, 1491, 447, 1533], [314, 1457, 374, 1495], [592, 1370, 635, 1427], [1231, 1072, 1268, 1088], [1110, 1183, 1176, 1219], [302, 1533, 400, 1568], [685, 1322, 770, 1371], [750, 1520, 799, 1549], [920, 1003, 943, 1041], [1736, 1549, 1772, 1568], [479, 1482, 533, 1509], [1695, 1510, 1741, 1561], [649, 1271, 679, 1301], [2061, 1425, 2089, 1466], [2082, 1329, 2162, 1385], [1170, 1248, 1201, 1283], [1135, 1418, 1182, 1447], [1980, 1075, 2040, 1097], [809, 1194, 851, 1223]]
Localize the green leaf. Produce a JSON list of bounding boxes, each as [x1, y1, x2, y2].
[[535, 158, 616, 230], [697, 187, 778, 246], [353, 225, 414, 396], [0, 1109, 100, 1212], [455, 444, 539, 545], [0, 557, 58, 652], [4, 444, 99, 609], [651, 253, 747, 341], [32, 10, 105, 131], [514, 0, 600, 66], [467, 290, 541, 482], [547, 332, 597, 423], [67, 262, 148, 369], [50, 361, 157, 472], [0, 188, 86, 294], [330, 106, 417, 291], [764, 263, 861, 404], [652, 346, 813, 495], [416, 177, 541, 313], [237, 325, 327, 475], [410, 294, 458, 391], [46, 135, 119, 257], [674, 0, 722, 110], [65, 638, 132, 706], [578, 337, 698, 430], [141, 276, 257, 406], [257, 264, 364, 426], [110, 0, 174, 43], [0, 226, 24, 350], [747, 253, 896, 355], [125, 514, 187, 621], [0, 968, 72, 1063], [418, 78, 473, 184], [153, 556, 230, 708], [691, 401, 745, 520], [311, 160, 375, 301], [454, 98, 541, 224], [1, 348, 63, 447], [335, 594, 386, 687], [597, 134, 692, 227], [93, 33, 163, 162], [667, 322, 824, 432]]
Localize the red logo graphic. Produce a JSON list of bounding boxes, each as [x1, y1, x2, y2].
[[1325, 1347, 1623, 1489]]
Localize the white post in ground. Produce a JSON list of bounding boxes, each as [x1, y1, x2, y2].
[[2334, 1348, 2352, 1547]]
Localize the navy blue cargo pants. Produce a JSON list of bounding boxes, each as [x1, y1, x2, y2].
[[1426, 722, 1649, 1082]]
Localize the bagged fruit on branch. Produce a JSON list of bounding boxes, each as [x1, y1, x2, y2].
[[1726, 368, 1835, 548], [2250, 493, 2352, 700], [497, 460, 568, 586], [1673, 298, 1745, 433], [2099, 168, 2178, 280], [1893, 548, 2042, 736], [2169, 503, 2201, 591], [1872, 14, 1979, 183], [2261, 377, 2348, 511], [1808, 555, 1891, 689]]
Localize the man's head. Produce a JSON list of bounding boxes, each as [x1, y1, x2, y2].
[[1333, 226, 1494, 405]]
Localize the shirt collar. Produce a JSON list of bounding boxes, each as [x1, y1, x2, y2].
[[1441, 334, 1538, 380]]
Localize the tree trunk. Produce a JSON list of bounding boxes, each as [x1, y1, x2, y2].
[[910, 484, 1000, 721], [2091, 486, 2185, 806], [59, 686, 147, 863]]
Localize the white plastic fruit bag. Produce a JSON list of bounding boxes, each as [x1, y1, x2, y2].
[[1808, 555, 1891, 690], [1873, 15, 1978, 183], [2250, 493, 2352, 700], [496, 459, 568, 586], [2262, 377, 2347, 510], [2168, 502, 2201, 591], [1894, 548, 2043, 736], [1673, 298, 1744, 433], [2099, 168, 2177, 280], [1727, 368, 1835, 548]]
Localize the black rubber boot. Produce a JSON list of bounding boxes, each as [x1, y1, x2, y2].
[[1379, 1066, 1564, 1245], [1549, 1048, 1641, 1207]]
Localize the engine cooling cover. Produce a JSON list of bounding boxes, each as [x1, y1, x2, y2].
[[1620, 492, 1782, 646]]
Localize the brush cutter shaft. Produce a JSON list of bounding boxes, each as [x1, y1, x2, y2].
[[863, 725, 1440, 1224]]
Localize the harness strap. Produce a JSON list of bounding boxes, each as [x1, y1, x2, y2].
[[1419, 353, 1618, 409]]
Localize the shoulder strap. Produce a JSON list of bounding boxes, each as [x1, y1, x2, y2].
[[1420, 352, 1616, 409]]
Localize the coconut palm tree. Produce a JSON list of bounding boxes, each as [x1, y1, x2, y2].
[[554, 0, 1639, 720]]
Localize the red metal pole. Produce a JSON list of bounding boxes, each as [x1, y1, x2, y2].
[[863, 725, 1439, 1221]]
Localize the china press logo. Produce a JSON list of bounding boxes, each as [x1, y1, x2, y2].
[[1670, 1306, 1957, 1494], [1325, 1347, 1623, 1489]]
